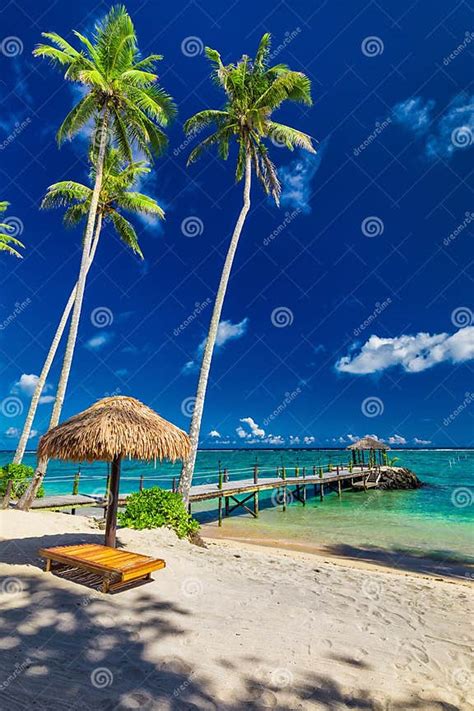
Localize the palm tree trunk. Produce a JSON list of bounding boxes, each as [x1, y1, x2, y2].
[[178, 154, 252, 506], [13, 215, 103, 465], [17, 112, 109, 511]]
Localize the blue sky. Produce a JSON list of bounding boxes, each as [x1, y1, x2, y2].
[[0, 0, 473, 450]]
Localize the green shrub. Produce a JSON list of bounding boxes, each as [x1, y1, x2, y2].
[[0, 463, 45, 499], [118, 487, 199, 539]]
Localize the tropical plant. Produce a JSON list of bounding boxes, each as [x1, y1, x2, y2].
[[18, 6, 174, 509], [13, 149, 163, 466], [0, 463, 44, 499], [0, 201, 24, 258], [118, 487, 200, 539], [177, 33, 315, 504]]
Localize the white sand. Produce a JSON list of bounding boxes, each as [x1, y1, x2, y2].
[[0, 510, 472, 710]]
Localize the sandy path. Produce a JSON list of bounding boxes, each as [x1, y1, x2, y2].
[[0, 510, 472, 710]]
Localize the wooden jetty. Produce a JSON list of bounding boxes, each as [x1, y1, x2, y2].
[[21, 463, 380, 526]]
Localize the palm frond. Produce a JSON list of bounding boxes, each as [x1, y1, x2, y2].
[[56, 94, 97, 145], [266, 121, 315, 152], [109, 211, 143, 257]]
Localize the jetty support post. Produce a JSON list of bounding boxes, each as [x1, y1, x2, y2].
[[282, 466, 287, 511], [319, 467, 324, 502], [139, 473, 144, 492], [338, 478, 342, 498], [302, 466, 307, 505], [218, 470, 223, 527], [71, 469, 80, 515], [224, 469, 229, 516], [253, 462, 259, 517]]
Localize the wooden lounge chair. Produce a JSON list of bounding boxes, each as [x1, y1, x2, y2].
[[39, 543, 166, 593]]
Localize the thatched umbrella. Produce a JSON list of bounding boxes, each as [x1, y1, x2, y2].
[[347, 436, 389, 466], [38, 396, 190, 547]]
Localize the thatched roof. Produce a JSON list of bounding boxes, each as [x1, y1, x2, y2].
[[347, 436, 389, 451], [38, 396, 190, 463]]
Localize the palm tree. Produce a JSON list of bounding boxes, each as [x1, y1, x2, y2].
[[0, 201, 24, 258], [18, 5, 174, 507], [14, 150, 163, 468], [178, 34, 315, 504]]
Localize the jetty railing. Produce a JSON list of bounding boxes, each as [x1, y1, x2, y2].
[[13, 459, 382, 524]]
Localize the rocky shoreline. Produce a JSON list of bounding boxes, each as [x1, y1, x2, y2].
[[378, 466, 423, 490]]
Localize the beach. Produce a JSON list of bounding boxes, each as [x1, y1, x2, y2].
[[1, 509, 472, 710]]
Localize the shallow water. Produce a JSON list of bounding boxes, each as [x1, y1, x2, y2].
[[2, 448, 473, 562]]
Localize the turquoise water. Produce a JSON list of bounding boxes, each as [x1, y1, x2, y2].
[[2, 449, 473, 561]]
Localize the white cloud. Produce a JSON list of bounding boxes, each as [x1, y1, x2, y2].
[[414, 437, 431, 445], [239, 417, 265, 438], [85, 332, 113, 350], [209, 430, 221, 438], [388, 434, 407, 445], [184, 318, 249, 375], [39, 395, 55, 405], [393, 93, 474, 159], [336, 327, 474, 375], [236, 426, 248, 439], [13, 374, 54, 401], [289, 435, 300, 444], [280, 144, 326, 213], [5, 426, 37, 439], [346, 434, 359, 443], [303, 436, 315, 445], [266, 434, 285, 445], [393, 97, 435, 135]]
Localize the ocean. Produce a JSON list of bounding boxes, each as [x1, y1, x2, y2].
[[2, 448, 473, 564]]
